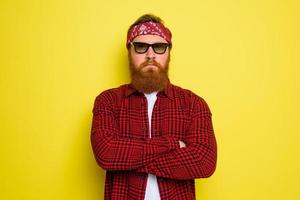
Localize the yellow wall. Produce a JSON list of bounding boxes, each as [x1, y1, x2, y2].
[[1, 0, 299, 199]]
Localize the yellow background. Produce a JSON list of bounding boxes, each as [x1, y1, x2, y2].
[[1, 0, 299, 199]]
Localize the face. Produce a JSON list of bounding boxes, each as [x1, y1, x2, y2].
[[128, 35, 171, 93], [129, 35, 170, 72]]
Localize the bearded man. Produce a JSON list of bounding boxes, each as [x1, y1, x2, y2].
[[91, 14, 217, 200]]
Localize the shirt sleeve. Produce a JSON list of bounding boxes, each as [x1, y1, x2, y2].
[[90, 93, 179, 171], [134, 96, 217, 180]]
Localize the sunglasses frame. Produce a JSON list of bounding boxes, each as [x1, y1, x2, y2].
[[130, 42, 171, 54]]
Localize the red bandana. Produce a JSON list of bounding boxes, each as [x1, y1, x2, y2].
[[127, 21, 172, 47]]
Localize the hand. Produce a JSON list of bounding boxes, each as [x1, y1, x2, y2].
[[179, 140, 186, 148]]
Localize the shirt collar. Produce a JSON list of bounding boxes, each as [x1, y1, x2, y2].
[[125, 81, 174, 100]]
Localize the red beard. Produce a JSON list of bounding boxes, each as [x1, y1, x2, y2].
[[129, 59, 169, 94]]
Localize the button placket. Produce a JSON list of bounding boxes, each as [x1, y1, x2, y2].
[[141, 96, 149, 139]]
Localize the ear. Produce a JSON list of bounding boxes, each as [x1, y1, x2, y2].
[[127, 49, 131, 59]]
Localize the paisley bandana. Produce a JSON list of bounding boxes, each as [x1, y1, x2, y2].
[[127, 21, 172, 48]]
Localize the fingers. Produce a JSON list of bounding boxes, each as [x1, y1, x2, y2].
[[179, 140, 186, 148]]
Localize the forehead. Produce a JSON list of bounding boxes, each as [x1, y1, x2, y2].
[[132, 35, 168, 43]]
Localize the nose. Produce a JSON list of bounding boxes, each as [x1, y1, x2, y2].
[[145, 46, 156, 59]]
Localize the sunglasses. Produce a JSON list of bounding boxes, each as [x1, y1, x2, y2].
[[130, 42, 170, 54]]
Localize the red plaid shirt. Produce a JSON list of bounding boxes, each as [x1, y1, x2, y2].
[[91, 82, 217, 200]]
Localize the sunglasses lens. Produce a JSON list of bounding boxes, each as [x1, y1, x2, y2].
[[153, 43, 168, 54], [133, 42, 149, 53], [131, 42, 169, 54]]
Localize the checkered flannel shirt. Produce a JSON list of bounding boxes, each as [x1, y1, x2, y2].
[[91, 82, 217, 200]]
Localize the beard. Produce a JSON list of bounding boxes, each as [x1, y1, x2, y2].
[[129, 57, 170, 94]]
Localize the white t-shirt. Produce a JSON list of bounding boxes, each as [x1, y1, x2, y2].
[[144, 92, 161, 200]]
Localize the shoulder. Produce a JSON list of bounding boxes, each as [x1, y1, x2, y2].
[[94, 84, 129, 104], [170, 84, 206, 103], [170, 83, 211, 113]]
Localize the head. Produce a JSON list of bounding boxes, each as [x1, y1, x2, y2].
[[126, 14, 172, 94]]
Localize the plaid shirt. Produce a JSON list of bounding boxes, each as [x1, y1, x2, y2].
[[91, 82, 217, 200]]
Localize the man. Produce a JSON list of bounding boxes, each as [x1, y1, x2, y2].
[[91, 14, 217, 200]]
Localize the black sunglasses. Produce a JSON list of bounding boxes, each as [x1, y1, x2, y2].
[[130, 42, 170, 54]]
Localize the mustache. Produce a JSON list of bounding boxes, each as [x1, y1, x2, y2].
[[140, 60, 162, 68]]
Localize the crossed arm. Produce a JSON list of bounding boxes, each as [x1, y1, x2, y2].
[[90, 94, 217, 180], [90, 94, 179, 171]]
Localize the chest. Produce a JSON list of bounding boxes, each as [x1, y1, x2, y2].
[[113, 96, 190, 140]]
